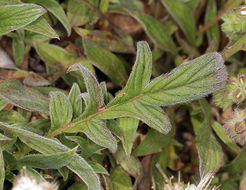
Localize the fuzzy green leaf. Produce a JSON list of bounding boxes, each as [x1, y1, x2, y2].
[[0, 80, 49, 113], [23, 0, 71, 35], [108, 41, 152, 106], [83, 38, 128, 87], [65, 119, 117, 152], [196, 122, 224, 175], [110, 167, 133, 190], [67, 0, 98, 27], [34, 42, 78, 67], [205, 0, 219, 43], [129, 12, 177, 55], [118, 117, 139, 156], [118, 117, 139, 157], [66, 136, 104, 158], [69, 83, 83, 118], [212, 121, 241, 156], [24, 16, 59, 39], [0, 0, 20, 5], [12, 37, 25, 67], [18, 147, 77, 169], [88, 162, 109, 175], [0, 3, 45, 35], [0, 122, 100, 190], [133, 129, 172, 156], [139, 52, 227, 106], [109, 0, 143, 13], [225, 147, 246, 174], [0, 148, 4, 190], [116, 145, 142, 178], [160, 0, 197, 45], [49, 91, 73, 133], [97, 100, 171, 134], [0, 133, 11, 141], [68, 64, 104, 115]]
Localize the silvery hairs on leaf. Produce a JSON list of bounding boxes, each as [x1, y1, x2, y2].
[[139, 52, 228, 106]]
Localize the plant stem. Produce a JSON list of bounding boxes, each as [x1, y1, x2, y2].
[[222, 33, 246, 60]]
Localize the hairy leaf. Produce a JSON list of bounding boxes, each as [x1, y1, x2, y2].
[[69, 83, 83, 118], [65, 119, 117, 152], [66, 136, 104, 158], [212, 121, 241, 156], [23, 0, 71, 35], [225, 147, 246, 174], [205, 0, 219, 43], [88, 162, 109, 175], [67, 0, 98, 27], [34, 42, 78, 67], [161, 0, 197, 45], [0, 80, 49, 113], [0, 122, 100, 190], [24, 16, 59, 39], [116, 145, 142, 178], [129, 12, 177, 55], [133, 129, 172, 156], [49, 91, 73, 133], [12, 37, 25, 67], [108, 41, 152, 106], [83, 38, 128, 87], [97, 100, 171, 134], [139, 52, 227, 106], [118, 117, 139, 157], [18, 147, 77, 169], [68, 64, 104, 115], [196, 122, 224, 175], [110, 167, 133, 190], [0, 3, 45, 35]]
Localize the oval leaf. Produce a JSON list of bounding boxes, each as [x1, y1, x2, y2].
[[0, 80, 49, 113], [139, 52, 228, 106], [0, 3, 45, 35], [161, 0, 197, 45], [49, 91, 73, 133], [23, 0, 71, 35], [18, 147, 77, 169]]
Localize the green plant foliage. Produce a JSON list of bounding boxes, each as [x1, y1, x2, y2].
[[24, 16, 59, 38], [133, 129, 172, 157], [23, 0, 71, 35], [0, 122, 100, 190], [12, 36, 25, 67], [205, 0, 220, 43], [129, 11, 178, 55], [83, 38, 129, 87], [0, 80, 49, 113], [1, 1, 246, 189], [161, 0, 197, 45], [0, 3, 46, 35], [110, 167, 133, 190], [49, 91, 73, 133], [18, 146, 77, 169]]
